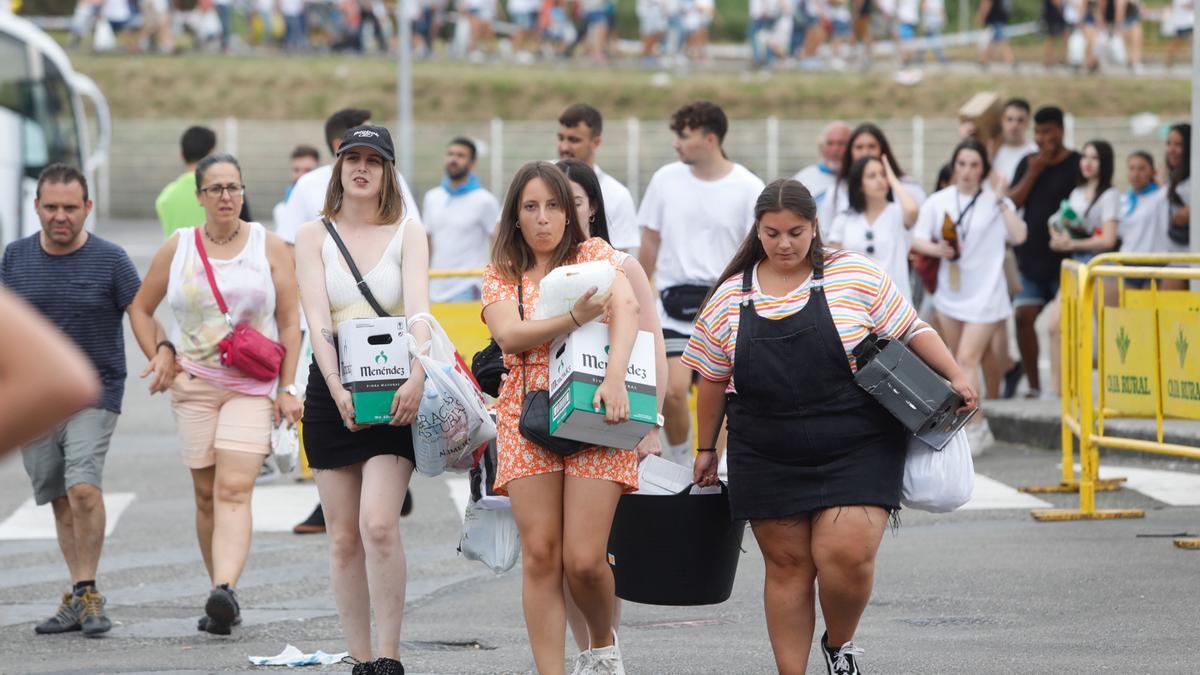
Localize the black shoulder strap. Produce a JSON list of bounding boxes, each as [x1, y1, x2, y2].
[[741, 267, 753, 292], [322, 217, 390, 318]]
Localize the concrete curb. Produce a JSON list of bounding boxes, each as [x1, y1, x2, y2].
[[986, 398, 1200, 458]]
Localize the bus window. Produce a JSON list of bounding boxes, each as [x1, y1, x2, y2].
[[0, 32, 28, 116], [29, 55, 82, 177]]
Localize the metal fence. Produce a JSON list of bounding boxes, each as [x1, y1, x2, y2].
[[98, 115, 1173, 221]]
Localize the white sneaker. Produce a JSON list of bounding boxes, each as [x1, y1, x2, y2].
[[582, 630, 625, 675], [570, 651, 593, 675]]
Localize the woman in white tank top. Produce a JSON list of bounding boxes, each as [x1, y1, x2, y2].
[[292, 125, 431, 674], [128, 154, 303, 635]]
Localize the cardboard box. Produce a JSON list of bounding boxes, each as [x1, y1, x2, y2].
[[852, 334, 977, 450], [958, 92, 1003, 147], [338, 317, 410, 425], [549, 323, 657, 450]]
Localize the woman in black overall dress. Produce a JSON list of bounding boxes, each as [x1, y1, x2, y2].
[[682, 179, 977, 675]]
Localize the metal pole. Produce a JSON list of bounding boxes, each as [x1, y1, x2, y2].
[[223, 116, 239, 157], [1191, 23, 1199, 271], [912, 115, 924, 187], [1064, 113, 1075, 151], [766, 116, 779, 181], [626, 117, 640, 203], [396, 0, 414, 181], [958, 0, 968, 35], [490, 117, 504, 197]]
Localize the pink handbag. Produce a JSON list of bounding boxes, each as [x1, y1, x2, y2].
[[194, 228, 285, 382]]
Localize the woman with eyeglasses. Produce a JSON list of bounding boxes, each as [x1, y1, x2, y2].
[[129, 154, 303, 635], [828, 155, 920, 302], [911, 139, 1026, 448]]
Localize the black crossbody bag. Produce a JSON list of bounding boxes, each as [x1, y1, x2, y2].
[[514, 280, 582, 456]]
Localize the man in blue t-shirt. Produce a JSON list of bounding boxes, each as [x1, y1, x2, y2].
[[0, 164, 142, 638]]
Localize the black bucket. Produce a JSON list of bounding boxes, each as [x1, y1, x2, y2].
[[606, 484, 746, 606]]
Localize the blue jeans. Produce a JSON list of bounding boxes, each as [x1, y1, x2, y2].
[[284, 13, 307, 49], [749, 18, 776, 66], [216, 4, 233, 49]]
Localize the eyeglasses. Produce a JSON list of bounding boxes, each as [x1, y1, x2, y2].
[[199, 184, 245, 198], [864, 229, 875, 255]]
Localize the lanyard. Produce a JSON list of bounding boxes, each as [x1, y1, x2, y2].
[[953, 189, 983, 245]]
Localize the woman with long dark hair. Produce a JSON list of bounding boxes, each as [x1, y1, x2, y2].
[[1165, 123, 1191, 252], [683, 179, 976, 675], [483, 161, 643, 675], [828, 154, 920, 301], [911, 139, 1025, 446], [1048, 139, 1120, 261], [1046, 140, 1120, 396], [816, 123, 926, 234], [554, 159, 668, 658]]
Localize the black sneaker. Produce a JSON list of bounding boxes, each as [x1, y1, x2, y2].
[[204, 583, 240, 635], [197, 613, 243, 631], [341, 656, 375, 675], [821, 631, 864, 675], [293, 504, 326, 534], [401, 490, 413, 517], [34, 593, 80, 634], [373, 657, 405, 675], [1002, 361, 1024, 399], [76, 586, 112, 637]]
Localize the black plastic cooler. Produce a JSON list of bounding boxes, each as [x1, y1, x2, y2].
[[606, 484, 746, 606]]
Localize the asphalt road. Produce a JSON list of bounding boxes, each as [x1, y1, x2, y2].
[[0, 219, 1197, 674]]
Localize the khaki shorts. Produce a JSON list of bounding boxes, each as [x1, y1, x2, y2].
[[21, 408, 118, 506], [170, 373, 273, 469]]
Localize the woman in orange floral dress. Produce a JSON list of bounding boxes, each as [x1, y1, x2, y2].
[[482, 161, 641, 675]]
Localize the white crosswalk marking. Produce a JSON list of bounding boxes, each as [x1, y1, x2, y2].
[[0, 492, 136, 540], [1083, 464, 1200, 506], [250, 483, 321, 532], [961, 475, 1052, 510]]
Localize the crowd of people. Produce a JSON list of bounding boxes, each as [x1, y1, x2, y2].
[[62, 0, 1195, 70], [1, 96, 1191, 674]]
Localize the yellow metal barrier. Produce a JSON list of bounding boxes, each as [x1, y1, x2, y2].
[[1024, 253, 1200, 522]]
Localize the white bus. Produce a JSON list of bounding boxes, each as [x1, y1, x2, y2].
[[0, 9, 110, 246]]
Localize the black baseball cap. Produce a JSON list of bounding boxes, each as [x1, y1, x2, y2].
[[336, 125, 395, 162]]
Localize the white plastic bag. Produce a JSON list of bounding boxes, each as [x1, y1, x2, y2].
[[270, 423, 299, 474], [901, 429, 974, 513], [93, 16, 117, 51], [1105, 31, 1127, 66], [459, 498, 520, 574], [533, 261, 616, 320], [408, 313, 496, 477], [1067, 30, 1086, 67]]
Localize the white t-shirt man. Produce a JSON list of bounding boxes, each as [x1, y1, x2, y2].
[[792, 162, 838, 209], [638, 161, 765, 338], [829, 202, 914, 302], [1119, 184, 1170, 254], [993, 142, 1038, 187], [422, 181, 501, 302], [275, 163, 421, 245], [594, 165, 640, 252], [914, 185, 1018, 324]]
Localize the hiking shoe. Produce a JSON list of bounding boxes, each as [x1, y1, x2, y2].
[[1002, 361, 1023, 399], [203, 583, 240, 635], [76, 586, 112, 637], [401, 489, 413, 517], [372, 657, 405, 675], [293, 504, 326, 534], [196, 613, 243, 631], [822, 631, 864, 675], [340, 656, 374, 675], [34, 593, 80, 634]]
